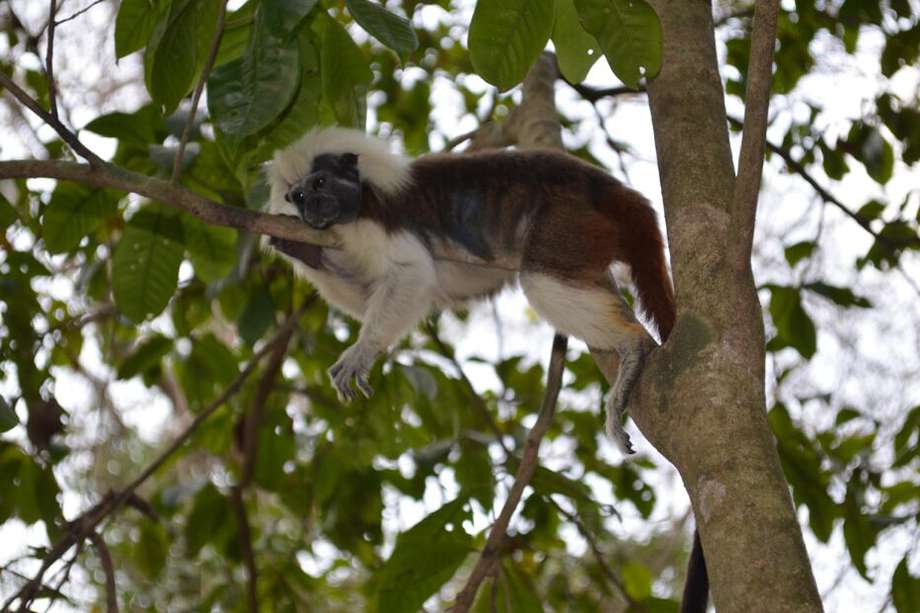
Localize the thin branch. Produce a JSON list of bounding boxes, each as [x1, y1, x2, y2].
[[240, 323, 289, 488], [566, 82, 644, 103], [0, 72, 103, 165], [172, 0, 229, 183], [87, 532, 118, 613], [731, 0, 780, 266], [45, 0, 59, 120], [2, 302, 310, 612], [424, 321, 511, 459], [547, 496, 636, 608], [443, 128, 479, 151], [449, 334, 568, 613], [54, 0, 107, 27], [230, 487, 259, 612]]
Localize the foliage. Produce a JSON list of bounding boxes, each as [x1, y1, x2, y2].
[[0, 0, 918, 611]]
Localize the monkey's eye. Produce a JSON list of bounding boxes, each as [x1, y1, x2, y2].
[[312, 177, 326, 190], [290, 190, 306, 205]]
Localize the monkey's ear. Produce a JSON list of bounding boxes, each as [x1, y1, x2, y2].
[[340, 152, 359, 168]]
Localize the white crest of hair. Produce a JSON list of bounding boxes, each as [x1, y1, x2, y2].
[[267, 127, 411, 215]]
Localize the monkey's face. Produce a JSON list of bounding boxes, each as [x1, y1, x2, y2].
[[285, 152, 361, 230]]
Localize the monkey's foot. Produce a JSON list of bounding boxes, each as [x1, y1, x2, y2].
[[605, 395, 635, 455], [328, 345, 375, 403]]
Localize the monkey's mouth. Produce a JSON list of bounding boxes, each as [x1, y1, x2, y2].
[[301, 215, 334, 230], [298, 196, 339, 230]]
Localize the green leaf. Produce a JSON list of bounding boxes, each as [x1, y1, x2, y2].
[[893, 557, 920, 613], [115, 0, 169, 59], [574, 0, 662, 89], [468, 0, 555, 91], [856, 200, 886, 223], [83, 105, 164, 144], [346, 0, 419, 59], [0, 193, 20, 229], [767, 285, 817, 359], [207, 9, 301, 137], [317, 14, 372, 128], [42, 184, 119, 254], [146, 0, 222, 114], [138, 522, 169, 580], [263, 0, 319, 36], [112, 206, 185, 323], [237, 291, 275, 345], [621, 561, 653, 601], [117, 334, 173, 380], [185, 483, 236, 556], [847, 124, 895, 185], [0, 397, 18, 433], [784, 241, 816, 268], [843, 490, 881, 580], [835, 407, 861, 426], [250, 35, 322, 162], [804, 282, 872, 309], [454, 440, 494, 510], [375, 497, 473, 613], [553, 0, 600, 83], [183, 215, 237, 282]]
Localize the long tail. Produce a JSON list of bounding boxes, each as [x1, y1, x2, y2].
[[615, 188, 676, 341], [681, 530, 709, 613]]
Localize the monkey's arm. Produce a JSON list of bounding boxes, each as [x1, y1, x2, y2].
[[328, 253, 437, 402]]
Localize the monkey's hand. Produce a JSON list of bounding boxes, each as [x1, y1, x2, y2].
[[328, 343, 377, 403]]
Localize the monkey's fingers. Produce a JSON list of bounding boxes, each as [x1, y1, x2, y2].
[[356, 374, 373, 399]]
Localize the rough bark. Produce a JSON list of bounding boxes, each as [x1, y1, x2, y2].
[[633, 1, 823, 610]]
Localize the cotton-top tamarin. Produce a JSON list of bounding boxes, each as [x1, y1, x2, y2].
[[266, 128, 675, 454]]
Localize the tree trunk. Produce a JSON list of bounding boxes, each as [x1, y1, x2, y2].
[[628, 1, 824, 610]]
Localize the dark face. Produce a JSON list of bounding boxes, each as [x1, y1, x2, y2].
[[285, 152, 361, 229]]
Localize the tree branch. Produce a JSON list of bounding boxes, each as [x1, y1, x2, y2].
[[547, 497, 636, 607], [172, 0, 229, 183], [87, 532, 118, 613], [53, 0, 107, 27], [449, 334, 567, 612], [731, 0, 780, 266], [424, 321, 511, 459], [45, 0, 59, 121], [0, 70, 102, 165], [2, 301, 310, 612], [230, 487, 259, 612], [0, 158, 522, 271]]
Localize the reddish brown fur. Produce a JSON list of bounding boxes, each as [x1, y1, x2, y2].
[[361, 149, 676, 340]]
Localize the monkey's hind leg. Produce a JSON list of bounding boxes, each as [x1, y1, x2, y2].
[[520, 272, 653, 454]]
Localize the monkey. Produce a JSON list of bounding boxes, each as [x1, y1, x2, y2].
[[264, 126, 676, 455], [265, 127, 707, 609]]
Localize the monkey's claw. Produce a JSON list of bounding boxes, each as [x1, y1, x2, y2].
[[328, 346, 375, 404]]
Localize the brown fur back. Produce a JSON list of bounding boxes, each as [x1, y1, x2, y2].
[[362, 149, 675, 339]]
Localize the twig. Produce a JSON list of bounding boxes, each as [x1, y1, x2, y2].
[[547, 496, 636, 607], [449, 334, 568, 612], [443, 129, 479, 151], [731, 0, 780, 265], [424, 321, 511, 459], [230, 487, 259, 612], [54, 0, 107, 27], [172, 0, 229, 183], [1, 302, 310, 612], [45, 0, 59, 120], [566, 82, 644, 103], [87, 532, 118, 613], [240, 321, 290, 488], [0, 72, 103, 165]]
